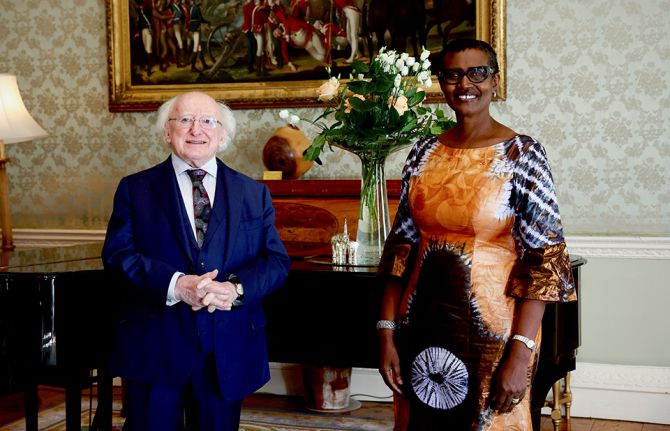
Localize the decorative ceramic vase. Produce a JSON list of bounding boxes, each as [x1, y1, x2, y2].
[[263, 125, 314, 179], [353, 150, 391, 266]]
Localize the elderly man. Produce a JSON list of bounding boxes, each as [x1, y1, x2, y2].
[[102, 91, 290, 430]]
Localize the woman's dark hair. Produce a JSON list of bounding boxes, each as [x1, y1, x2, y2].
[[438, 39, 499, 73]]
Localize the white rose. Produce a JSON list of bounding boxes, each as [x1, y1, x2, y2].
[[317, 77, 340, 101], [406, 57, 416, 67], [394, 74, 402, 88], [401, 66, 409, 76], [395, 58, 405, 69], [420, 49, 430, 61], [279, 109, 289, 119], [422, 59, 431, 70]]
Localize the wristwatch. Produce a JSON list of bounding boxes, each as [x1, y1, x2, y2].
[[511, 334, 536, 352], [229, 274, 244, 308]]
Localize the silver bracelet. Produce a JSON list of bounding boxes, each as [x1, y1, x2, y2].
[[376, 319, 397, 331]]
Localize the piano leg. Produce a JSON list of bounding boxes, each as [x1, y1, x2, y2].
[[91, 366, 113, 431], [531, 368, 566, 431], [549, 381, 562, 430], [65, 377, 83, 431], [551, 373, 576, 431], [564, 373, 572, 425], [23, 381, 39, 431]]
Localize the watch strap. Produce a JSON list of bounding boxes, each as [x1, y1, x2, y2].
[[511, 334, 536, 351]]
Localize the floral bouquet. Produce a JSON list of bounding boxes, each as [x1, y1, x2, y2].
[[279, 46, 454, 164], [278, 47, 454, 263]]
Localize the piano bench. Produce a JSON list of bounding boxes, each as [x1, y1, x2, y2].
[[544, 372, 573, 431]]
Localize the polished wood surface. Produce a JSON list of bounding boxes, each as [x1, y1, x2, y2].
[[262, 179, 401, 256]]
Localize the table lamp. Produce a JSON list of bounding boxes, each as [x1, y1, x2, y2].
[[0, 74, 48, 251]]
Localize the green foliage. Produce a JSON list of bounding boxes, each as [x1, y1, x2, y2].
[[279, 48, 455, 162]]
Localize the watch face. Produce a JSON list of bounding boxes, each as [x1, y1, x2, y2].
[[235, 283, 244, 296]]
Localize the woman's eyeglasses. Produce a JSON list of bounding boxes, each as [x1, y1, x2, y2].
[[438, 66, 497, 84], [168, 115, 222, 129]]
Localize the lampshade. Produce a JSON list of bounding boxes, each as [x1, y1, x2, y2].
[[0, 74, 48, 145], [0, 73, 48, 251]]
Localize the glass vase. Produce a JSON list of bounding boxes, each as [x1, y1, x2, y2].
[[354, 151, 391, 266]]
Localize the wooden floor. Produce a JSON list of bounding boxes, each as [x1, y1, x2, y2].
[[244, 393, 670, 431], [1, 388, 669, 430], [540, 417, 670, 431]]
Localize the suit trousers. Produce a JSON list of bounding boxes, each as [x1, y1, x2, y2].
[[122, 313, 243, 431]]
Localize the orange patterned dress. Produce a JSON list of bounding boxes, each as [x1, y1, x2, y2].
[[378, 135, 576, 431]]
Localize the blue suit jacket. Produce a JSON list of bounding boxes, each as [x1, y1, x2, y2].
[[102, 157, 290, 400]]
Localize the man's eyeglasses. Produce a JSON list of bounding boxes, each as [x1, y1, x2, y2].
[[438, 66, 497, 84], [168, 115, 222, 129]]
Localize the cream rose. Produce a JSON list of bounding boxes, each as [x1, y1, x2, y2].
[[317, 77, 340, 102], [389, 95, 409, 116]]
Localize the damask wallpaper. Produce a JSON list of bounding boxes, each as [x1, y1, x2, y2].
[[0, 0, 669, 235]]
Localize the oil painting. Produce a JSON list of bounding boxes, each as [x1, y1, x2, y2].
[[106, 0, 505, 111]]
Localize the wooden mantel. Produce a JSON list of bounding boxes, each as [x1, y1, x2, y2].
[[260, 179, 401, 198], [260, 179, 401, 258]]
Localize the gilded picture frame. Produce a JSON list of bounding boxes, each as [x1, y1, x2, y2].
[[106, 0, 505, 112]]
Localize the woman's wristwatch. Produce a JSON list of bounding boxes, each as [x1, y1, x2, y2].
[[511, 334, 536, 352]]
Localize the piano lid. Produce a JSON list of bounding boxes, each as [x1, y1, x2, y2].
[[0, 242, 104, 273]]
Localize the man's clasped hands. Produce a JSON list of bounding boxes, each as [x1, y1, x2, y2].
[[175, 269, 239, 312]]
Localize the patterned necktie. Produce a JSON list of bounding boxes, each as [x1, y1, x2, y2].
[[187, 169, 211, 247]]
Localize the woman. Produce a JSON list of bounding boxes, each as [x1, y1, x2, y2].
[[376, 39, 576, 430]]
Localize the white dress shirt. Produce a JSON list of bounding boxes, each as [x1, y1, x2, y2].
[[166, 154, 218, 305]]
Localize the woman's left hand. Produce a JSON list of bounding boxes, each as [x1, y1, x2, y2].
[[490, 352, 530, 413]]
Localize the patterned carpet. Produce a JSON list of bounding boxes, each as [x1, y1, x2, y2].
[[0, 398, 394, 431]]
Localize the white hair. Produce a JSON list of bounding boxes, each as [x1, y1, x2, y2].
[[156, 92, 237, 151]]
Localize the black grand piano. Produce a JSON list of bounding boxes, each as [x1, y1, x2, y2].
[[0, 243, 115, 431], [0, 232, 583, 431]]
